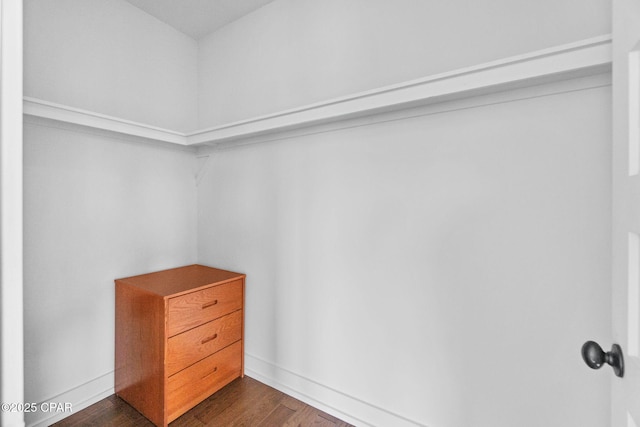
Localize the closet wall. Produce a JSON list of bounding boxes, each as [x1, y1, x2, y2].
[[197, 0, 610, 127], [25, 0, 198, 131], [24, 0, 613, 426], [195, 1, 613, 426], [23, 1, 198, 426], [197, 79, 612, 427]]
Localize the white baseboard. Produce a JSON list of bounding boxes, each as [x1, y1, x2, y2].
[[24, 371, 114, 427], [244, 353, 428, 427], [23, 358, 426, 426]]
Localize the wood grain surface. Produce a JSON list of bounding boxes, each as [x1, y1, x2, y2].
[[53, 376, 354, 427]]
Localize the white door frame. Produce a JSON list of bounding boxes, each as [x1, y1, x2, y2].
[[1, 0, 24, 426], [611, 0, 640, 425]]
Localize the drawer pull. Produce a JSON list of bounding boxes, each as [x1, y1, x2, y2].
[[201, 366, 218, 380], [202, 299, 219, 309], [201, 333, 218, 345]]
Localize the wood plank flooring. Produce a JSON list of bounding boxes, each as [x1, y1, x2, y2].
[[52, 376, 354, 427]]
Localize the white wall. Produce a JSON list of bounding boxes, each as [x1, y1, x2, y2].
[[24, 0, 199, 132], [23, 121, 198, 426], [23, 5, 200, 423], [197, 78, 612, 427], [22, 1, 614, 426], [197, 0, 610, 128]]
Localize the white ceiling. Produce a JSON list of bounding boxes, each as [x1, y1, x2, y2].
[[125, 0, 275, 40]]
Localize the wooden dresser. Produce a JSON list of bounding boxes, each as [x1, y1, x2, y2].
[[115, 264, 245, 427]]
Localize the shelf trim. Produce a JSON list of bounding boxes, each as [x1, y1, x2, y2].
[[23, 35, 612, 147], [23, 97, 188, 145]]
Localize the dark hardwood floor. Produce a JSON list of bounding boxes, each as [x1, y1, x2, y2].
[[52, 376, 354, 427]]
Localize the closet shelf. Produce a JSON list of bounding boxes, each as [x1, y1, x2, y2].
[[24, 34, 612, 147], [23, 97, 188, 145]]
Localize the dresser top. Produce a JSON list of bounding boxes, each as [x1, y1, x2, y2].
[[115, 264, 245, 297]]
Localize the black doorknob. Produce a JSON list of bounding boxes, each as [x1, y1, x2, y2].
[[581, 341, 624, 377]]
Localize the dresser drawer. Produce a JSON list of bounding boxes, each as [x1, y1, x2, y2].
[[167, 280, 243, 336], [166, 341, 242, 422], [166, 310, 242, 376]]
